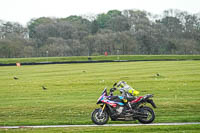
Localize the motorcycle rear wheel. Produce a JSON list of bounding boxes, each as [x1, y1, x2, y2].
[[137, 106, 155, 124], [91, 108, 109, 125]]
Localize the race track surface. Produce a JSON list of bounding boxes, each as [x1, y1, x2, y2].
[[1, 122, 200, 129]]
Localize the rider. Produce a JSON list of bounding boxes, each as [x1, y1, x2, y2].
[[115, 81, 139, 112]]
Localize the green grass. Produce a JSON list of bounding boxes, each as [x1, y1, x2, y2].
[[1, 55, 200, 64], [0, 125, 200, 133], [0, 61, 200, 126]]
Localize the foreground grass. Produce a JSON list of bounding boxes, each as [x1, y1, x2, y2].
[[1, 125, 200, 133], [0, 55, 200, 64], [0, 61, 200, 126]]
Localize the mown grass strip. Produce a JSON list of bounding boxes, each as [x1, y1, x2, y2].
[[0, 61, 200, 126], [0, 55, 200, 64], [0, 124, 200, 133]]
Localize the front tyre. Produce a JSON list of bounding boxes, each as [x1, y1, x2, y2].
[[91, 108, 109, 125], [137, 106, 155, 124]]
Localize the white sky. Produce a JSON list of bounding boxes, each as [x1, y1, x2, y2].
[[0, 0, 200, 25]]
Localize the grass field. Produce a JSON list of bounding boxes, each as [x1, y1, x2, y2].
[[1, 55, 200, 64], [0, 60, 200, 127], [1, 124, 200, 133]]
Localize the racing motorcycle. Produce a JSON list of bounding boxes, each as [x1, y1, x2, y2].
[[91, 85, 157, 125]]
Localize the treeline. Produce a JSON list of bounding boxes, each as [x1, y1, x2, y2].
[[0, 9, 200, 58]]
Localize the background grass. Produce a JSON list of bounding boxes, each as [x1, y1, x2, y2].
[[1, 55, 200, 64], [1, 125, 200, 133], [0, 60, 200, 126]]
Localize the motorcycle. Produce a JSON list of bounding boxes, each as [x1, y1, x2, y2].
[[91, 85, 157, 125]]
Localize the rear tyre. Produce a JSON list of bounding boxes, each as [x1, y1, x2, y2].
[[91, 108, 109, 125], [137, 106, 155, 124]]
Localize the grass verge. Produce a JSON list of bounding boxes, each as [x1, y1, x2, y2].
[[0, 55, 200, 64], [0, 60, 200, 126], [0, 125, 200, 133]]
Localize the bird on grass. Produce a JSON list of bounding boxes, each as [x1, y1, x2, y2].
[[42, 86, 47, 90], [13, 76, 18, 80]]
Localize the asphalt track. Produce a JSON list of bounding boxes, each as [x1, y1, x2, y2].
[[0, 122, 200, 129]]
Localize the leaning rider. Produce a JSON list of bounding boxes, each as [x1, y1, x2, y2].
[[115, 81, 139, 112]]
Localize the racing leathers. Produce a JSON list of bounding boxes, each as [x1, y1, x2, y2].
[[115, 81, 139, 112]]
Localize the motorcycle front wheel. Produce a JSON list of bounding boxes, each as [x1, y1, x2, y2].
[[91, 108, 109, 125], [137, 106, 155, 124]]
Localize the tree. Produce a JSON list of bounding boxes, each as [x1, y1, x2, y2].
[[96, 13, 111, 29], [106, 16, 130, 32], [1, 9, 200, 57], [123, 10, 150, 31], [159, 16, 183, 37], [28, 17, 55, 38], [83, 35, 96, 56], [91, 20, 99, 34]]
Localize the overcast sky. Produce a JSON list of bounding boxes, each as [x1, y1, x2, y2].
[[0, 0, 200, 25]]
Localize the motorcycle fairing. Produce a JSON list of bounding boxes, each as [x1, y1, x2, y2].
[[130, 96, 143, 103], [102, 99, 124, 107]]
